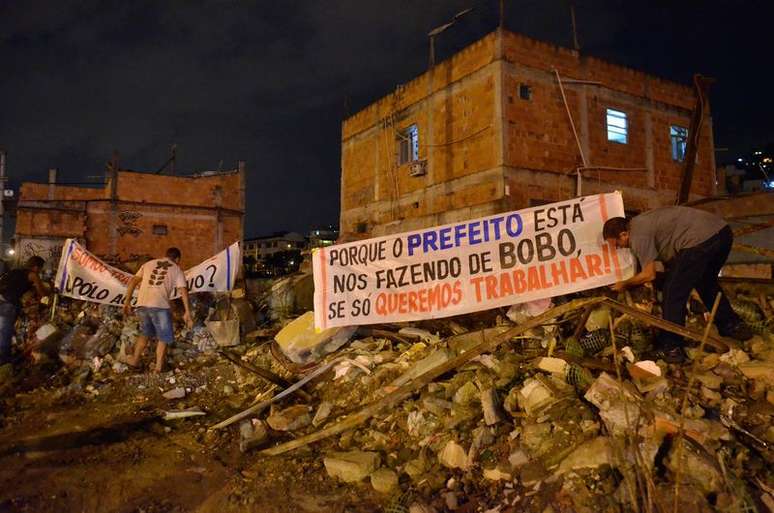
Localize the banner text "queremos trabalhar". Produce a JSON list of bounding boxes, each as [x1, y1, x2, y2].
[[313, 193, 633, 329]]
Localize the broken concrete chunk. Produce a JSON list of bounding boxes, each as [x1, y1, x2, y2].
[[438, 440, 470, 470], [453, 381, 478, 406], [274, 311, 357, 365], [584, 373, 644, 435], [483, 467, 512, 481], [536, 357, 568, 374], [324, 451, 380, 483], [422, 396, 453, 417], [719, 349, 750, 367], [266, 405, 312, 431], [696, 372, 723, 390], [370, 468, 398, 494], [239, 419, 268, 452], [35, 323, 60, 342], [205, 319, 240, 347], [664, 439, 723, 495], [517, 378, 555, 416], [162, 387, 186, 400], [555, 437, 617, 475], [509, 449, 529, 469], [585, 307, 611, 331], [628, 360, 661, 379], [503, 387, 520, 415], [403, 457, 427, 479], [480, 388, 502, 425], [738, 361, 774, 386], [312, 401, 333, 426]]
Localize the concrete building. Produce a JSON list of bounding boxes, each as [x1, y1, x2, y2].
[[243, 231, 306, 261], [307, 226, 339, 248], [15, 164, 245, 270], [340, 29, 716, 237]]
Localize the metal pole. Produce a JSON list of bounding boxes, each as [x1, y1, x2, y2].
[[0, 150, 5, 252], [570, 3, 580, 51]]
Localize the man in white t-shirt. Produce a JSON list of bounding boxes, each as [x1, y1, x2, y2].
[[123, 247, 193, 372]]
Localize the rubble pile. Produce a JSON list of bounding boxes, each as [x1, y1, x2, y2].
[[1, 273, 773, 513], [239, 282, 774, 513]]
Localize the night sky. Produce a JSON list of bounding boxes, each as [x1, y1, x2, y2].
[[1, 1, 772, 237]]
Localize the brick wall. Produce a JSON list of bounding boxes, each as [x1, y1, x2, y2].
[[501, 30, 715, 206], [17, 169, 244, 268], [340, 29, 716, 236], [341, 33, 500, 234]]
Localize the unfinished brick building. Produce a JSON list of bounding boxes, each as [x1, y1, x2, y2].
[[15, 164, 245, 271], [340, 29, 716, 237]]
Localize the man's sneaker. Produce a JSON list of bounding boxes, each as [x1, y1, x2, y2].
[[719, 323, 753, 342], [650, 345, 686, 364]]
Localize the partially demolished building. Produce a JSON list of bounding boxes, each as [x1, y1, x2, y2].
[[15, 164, 245, 269], [340, 29, 716, 237]]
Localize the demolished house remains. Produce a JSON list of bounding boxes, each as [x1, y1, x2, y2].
[[0, 29, 773, 513]]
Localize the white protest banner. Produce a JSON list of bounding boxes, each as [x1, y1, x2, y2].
[[313, 192, 634, 329], [54, 240, 241, 306]]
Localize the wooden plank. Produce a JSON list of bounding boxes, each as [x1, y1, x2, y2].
[[602, 298, 733, 352]]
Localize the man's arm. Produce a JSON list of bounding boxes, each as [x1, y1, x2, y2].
[[123, 276, 142, 315], [28, 271, 48, 298], [178, 287, 193, 328], [611, 261, 656, 292]]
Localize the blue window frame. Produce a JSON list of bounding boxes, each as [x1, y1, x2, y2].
[[671, 125, 687, 161], [606, 108, 628, 144]]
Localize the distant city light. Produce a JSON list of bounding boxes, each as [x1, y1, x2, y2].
[[767, 181, 774, 189], [6, 248, 15, 256], [738, 158, 744, 162], [764, 157, 772, 164], [755, 151, 763, 155]]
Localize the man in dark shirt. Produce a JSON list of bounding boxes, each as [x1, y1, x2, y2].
[[0, 256, 48, 365], [603, 206, 751, 363]]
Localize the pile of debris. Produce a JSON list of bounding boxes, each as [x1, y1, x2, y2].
[[1, 270, 773, 513], [236, 281, 774, 513]]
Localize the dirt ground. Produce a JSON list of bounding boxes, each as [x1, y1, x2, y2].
[[0, 358, 382, 513]]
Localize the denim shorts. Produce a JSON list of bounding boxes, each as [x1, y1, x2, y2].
[[137, 307, 175, 345]]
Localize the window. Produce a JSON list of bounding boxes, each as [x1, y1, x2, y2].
[[152, 224, 168, 235], [519, 83, 532, 100], [606, 108, 628, 144], [670, 125, 687, 161], [397, 124, 419, 165]]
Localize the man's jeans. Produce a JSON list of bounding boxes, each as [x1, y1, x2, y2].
[[659, 225, 740, 348], [0, 301, 18, 364]]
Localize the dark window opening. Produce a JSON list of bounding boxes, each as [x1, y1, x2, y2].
[[152, 224, 168, 235], [519, 83, 532, 100], [355, 222, 368, 234], [397, 124, 419, 165]]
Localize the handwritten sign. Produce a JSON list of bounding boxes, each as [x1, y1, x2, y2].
[[314, 192, 634, 329], [54, 240, 240, 305]]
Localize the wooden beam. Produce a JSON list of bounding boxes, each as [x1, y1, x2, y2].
[[676, 75, 713, 205], [602, 298, 732, 352]]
